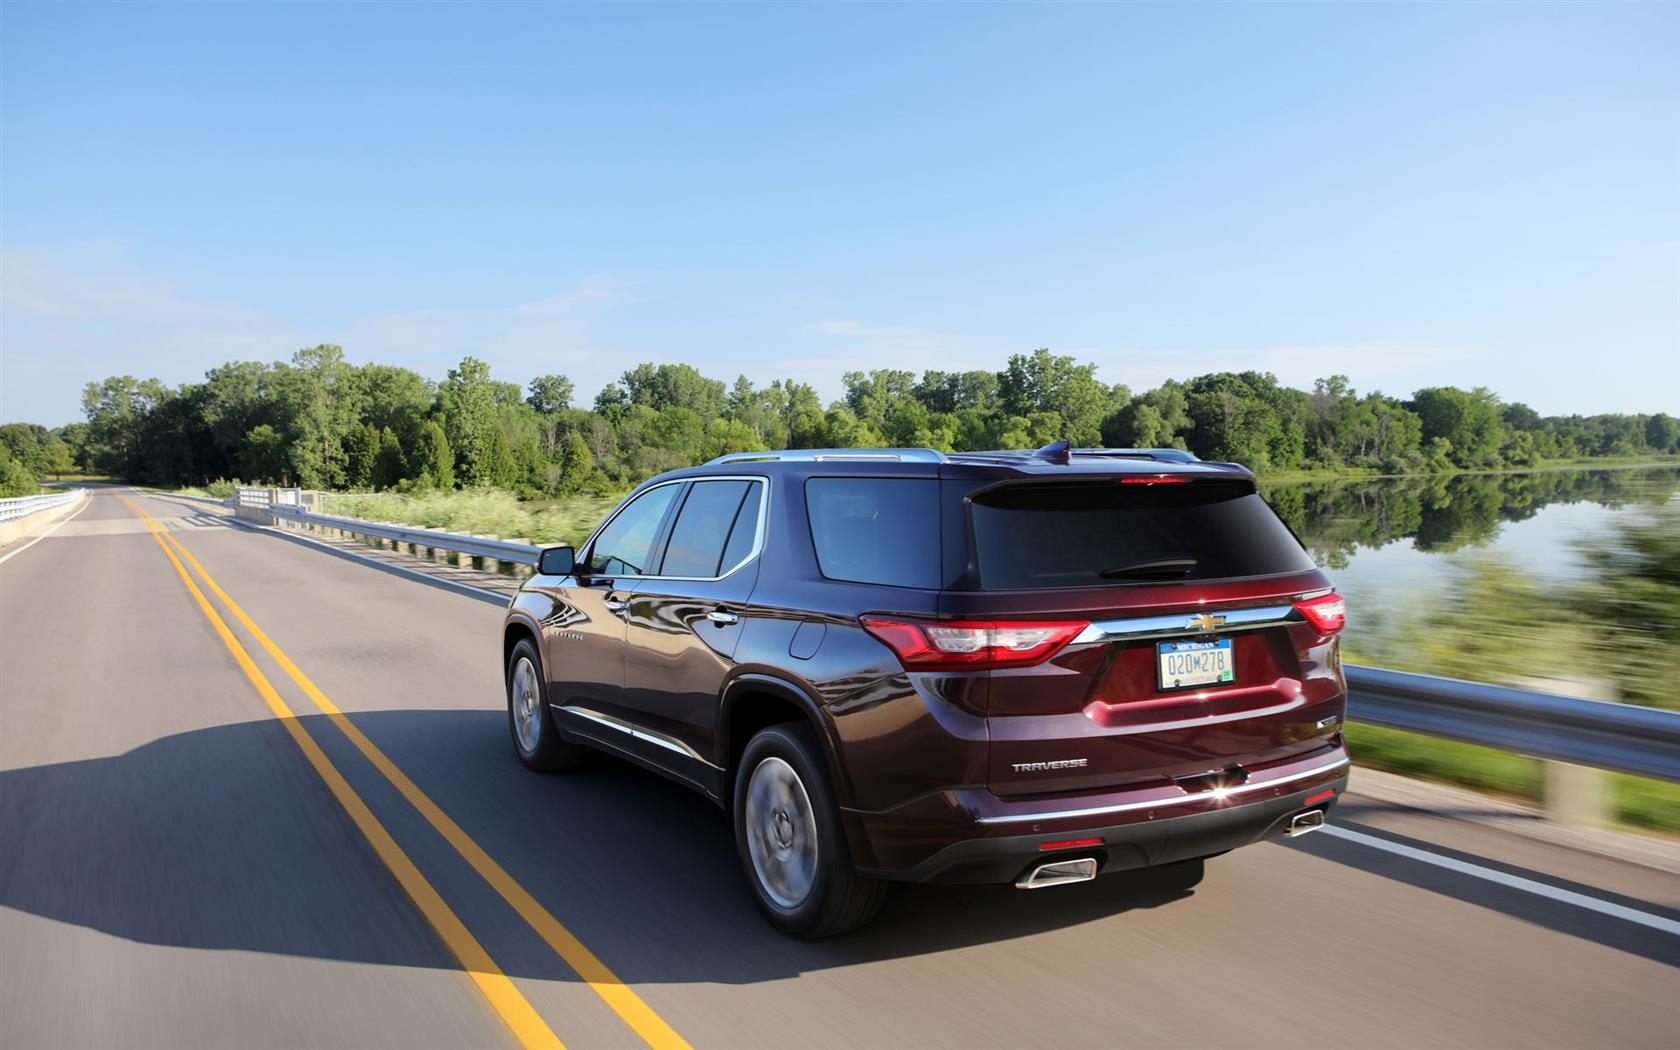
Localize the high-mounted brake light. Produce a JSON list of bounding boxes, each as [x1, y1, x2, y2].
[[1119, 475, 1188, 484], [1294, 592, 1346, 634], [861, 616, 1089, 671]]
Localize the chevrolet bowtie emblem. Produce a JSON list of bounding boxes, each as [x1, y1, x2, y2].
[[1187, 613, 1227, 631]]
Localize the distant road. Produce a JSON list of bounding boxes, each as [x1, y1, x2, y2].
[[2, 489, 1676, 1049]]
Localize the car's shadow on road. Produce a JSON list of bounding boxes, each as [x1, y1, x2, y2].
[[0, 708, 1203, 984]]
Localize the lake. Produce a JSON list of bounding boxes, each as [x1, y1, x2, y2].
[[1262, 464, 1680, 626]]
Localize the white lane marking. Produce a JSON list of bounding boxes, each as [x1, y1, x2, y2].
[[1321, 824, 1680, 937], [0, 490, 92, 566]]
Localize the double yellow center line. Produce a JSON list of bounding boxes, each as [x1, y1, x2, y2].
[[120, 494, 690, 1050]]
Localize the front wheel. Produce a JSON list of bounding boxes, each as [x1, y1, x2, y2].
[[506, 638, 584, 772], [734, 723, 885, 938]]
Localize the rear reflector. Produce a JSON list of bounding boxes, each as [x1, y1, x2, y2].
[[1303, 789, 1335, 806], [1039, 837, 1104, 851], [1293, 592, 1346, 634], [861, 616, 1088, 671]]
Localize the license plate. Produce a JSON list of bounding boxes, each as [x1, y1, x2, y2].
[[1157, 638, 1234, 690]]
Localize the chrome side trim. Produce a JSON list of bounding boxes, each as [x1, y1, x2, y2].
[[636, 725, 723, 769], [560, 705, 639, 736], [556, 704, 722, 770], [974, 754, 1350, 825], [1071, 603, 1298, 645]]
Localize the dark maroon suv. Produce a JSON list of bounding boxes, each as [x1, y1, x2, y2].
[[503, 443, 1349, 936]]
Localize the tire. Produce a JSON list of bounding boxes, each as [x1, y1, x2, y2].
[[506, 638, 584, 772], [733, 722, 885, 938]]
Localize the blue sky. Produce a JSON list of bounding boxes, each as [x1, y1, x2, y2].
[[2, 1, 1675, 426]]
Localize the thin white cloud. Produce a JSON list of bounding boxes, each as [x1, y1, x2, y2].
[[0, 245, 633, 423], [509, 275, 633, 318], [1078, 341, 1461, 397], [778, 319, 991, 397]]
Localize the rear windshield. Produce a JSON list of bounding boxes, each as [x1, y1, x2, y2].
[[806, 477, 940, 589], [969, 480, 1314, 590]]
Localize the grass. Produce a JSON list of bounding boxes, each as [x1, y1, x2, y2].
[[321, 488, 623, 546], [1345, 723, 1680, 835]]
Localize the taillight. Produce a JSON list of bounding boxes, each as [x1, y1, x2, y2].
[[1294, 592, 1346, 634], [860, 616, 1089, 671]]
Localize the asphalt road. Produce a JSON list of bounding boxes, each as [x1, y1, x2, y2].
[[2, 488, 1676, 1049]]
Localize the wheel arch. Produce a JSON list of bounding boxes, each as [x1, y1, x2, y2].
[[503, 615, 541, 674], [719, 673, 852, 807]]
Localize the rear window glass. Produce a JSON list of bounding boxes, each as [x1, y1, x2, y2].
[[806, 478, 940, 588], [969, 480, 1314, 590], [660, 480, 757, 578]]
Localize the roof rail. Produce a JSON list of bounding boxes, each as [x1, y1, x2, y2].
[[1072, 447, 1200, 464], [706, 447, 947, 465], [944, 445, 1202, 465]]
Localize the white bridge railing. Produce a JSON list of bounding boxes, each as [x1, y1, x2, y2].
[[0, 489, 83, 524]]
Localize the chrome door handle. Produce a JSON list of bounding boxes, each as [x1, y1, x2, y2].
[[604, 597, 628, 612], [707, 609, 739, 625]]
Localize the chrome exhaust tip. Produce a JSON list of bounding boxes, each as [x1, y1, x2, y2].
[[1015, 857, 1098, 890], [1286, 809, 1326, 837]]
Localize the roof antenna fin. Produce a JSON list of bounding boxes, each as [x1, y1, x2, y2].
[[1034, 440, 1072, 465]]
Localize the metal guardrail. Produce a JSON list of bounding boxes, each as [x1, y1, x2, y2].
[[206, 491, 1680, 785], [267, 503, 541, 566], [1347, 665, 1680, 783], [0, 489, 83, 523]]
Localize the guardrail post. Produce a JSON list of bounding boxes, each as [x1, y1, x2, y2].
[[1520, 675, 1615, 827]]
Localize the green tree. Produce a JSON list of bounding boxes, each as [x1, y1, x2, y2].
[[527, 374, 575, 416], [997, 349, 1120, 446], [0, 452, 38, 497], [1645, 412, 1679, 452], [437, 356, 500, 486], [345, 423, 380, 488], [373, 427, 406, 489], [276, 346, 361, 488], [1409, 387, 1505, 469], [241, 424, 289, 482], [412, 420, 455, 489], [559, 430, 595, 494], [703, 417, 768, 460], [81, 375, 167, 477], [620, 362, 727, 419]]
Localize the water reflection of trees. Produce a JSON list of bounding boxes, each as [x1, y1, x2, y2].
[[1262, 467, 1680, 569]]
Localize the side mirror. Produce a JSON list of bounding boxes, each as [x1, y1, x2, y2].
[[537, 545, 575, 576]]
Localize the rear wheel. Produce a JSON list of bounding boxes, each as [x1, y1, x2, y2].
[[506, 638, 584, 772], [734, 723, 885, 938]]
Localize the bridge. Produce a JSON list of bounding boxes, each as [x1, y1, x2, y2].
[[2, 487, 1676, 1048]]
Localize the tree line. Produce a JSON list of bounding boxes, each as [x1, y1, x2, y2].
[[2, 345, 1675, 497]]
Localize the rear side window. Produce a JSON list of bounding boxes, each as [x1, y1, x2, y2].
[[659, 480, 760, 578], [969, 480, 1314, 590], [806, 478, 940, 588]]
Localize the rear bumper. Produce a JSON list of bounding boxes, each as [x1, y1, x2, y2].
[[846, 745, 1349, 883]]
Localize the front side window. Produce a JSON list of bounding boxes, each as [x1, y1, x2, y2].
[[805, 477, 940, 588], [588, 484, 680, 576], [660, 480, 761, 578]]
